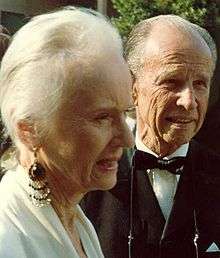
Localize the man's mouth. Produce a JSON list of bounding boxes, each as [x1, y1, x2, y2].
[[166, 117, 195, 124]]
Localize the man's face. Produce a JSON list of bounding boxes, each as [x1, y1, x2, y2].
[[133, 24, 214, 154]]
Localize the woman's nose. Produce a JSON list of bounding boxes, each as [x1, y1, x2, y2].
[[111, 119, 135, 148]]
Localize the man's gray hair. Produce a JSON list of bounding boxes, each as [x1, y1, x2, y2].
[[125, 15, 217, 77], [0, 6, 123, 146]]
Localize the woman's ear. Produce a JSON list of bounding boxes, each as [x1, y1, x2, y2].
[[132, 81, 139, 106], [16, 120, 39, 150]]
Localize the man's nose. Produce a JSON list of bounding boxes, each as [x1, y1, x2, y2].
[[176, 84, 198, 111], [111, 119, 134, 149]]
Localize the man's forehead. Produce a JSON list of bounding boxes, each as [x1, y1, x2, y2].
[[143, 49, 213, 71]]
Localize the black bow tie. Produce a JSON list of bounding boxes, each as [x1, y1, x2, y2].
[[132, 149, 185, 175]]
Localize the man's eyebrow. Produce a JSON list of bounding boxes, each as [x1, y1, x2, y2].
[[154, 69, 184, 83], [194, 72, 211, 81]]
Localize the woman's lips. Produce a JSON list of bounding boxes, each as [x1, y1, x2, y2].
[[96, 159, 119, 172]]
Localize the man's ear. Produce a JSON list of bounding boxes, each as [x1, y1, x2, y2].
[[16, 120, 39, 150]]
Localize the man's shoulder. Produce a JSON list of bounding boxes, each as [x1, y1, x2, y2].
[[117, 148, 133, 179], [189, 140, 220, 164], [189, 140, 220, 179]]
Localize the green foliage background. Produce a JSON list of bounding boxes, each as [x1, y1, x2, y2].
[[111, 0, 220, 38]]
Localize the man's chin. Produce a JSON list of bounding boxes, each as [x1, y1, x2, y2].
[[165, 135, 192, 147]]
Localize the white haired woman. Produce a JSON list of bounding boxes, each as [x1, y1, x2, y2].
[[0, 7, 134, 258]]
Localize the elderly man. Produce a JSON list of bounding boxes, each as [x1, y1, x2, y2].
[[82, 15, 220, 258]]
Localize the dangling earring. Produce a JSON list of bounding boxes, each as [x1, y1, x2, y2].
[[28, 148, 51, 207]]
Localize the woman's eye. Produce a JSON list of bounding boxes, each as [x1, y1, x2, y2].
[[125, 106, 135, 115], [124, 110, 134, 118], [96, 113, 111, 120]]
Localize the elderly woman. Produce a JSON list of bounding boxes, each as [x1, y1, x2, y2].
[[0, 7, 133, 258]]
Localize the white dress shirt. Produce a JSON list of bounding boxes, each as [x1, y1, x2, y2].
[[136, 134, 189, 220], [0, 166, 104, 258]]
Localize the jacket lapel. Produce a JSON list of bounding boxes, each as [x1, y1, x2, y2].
[[162, 142, 196, 242]]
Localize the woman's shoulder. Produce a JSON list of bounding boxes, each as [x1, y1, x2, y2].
[[0, 168, 25, 208], [0, 212, 28, 258], [0, 168, 33, 235]]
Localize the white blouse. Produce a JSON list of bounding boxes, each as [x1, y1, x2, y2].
[[0, 166, 104, 258]]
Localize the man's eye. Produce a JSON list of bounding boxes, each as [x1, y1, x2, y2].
[[163, 79, 179, 85], [193, 80, 207, 88]]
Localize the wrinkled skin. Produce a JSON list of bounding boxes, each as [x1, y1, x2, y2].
[[38, 56, 134, 200], [17, 52, 134, 234], [133, 22, 214, 156]]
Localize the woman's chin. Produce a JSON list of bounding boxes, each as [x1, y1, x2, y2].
[[90, 172, 118, 191]]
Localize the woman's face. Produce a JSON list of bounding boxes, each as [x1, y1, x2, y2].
[[39, 59, 134, 194]]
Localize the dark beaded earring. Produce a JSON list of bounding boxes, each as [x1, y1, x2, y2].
[[28, 148, 51, 207]]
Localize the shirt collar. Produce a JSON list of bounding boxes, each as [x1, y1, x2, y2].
[[135, 133, 189, 159]]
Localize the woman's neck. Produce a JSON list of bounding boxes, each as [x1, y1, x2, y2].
[[52, 191, 87, 258], [51, 188, 83, 228]]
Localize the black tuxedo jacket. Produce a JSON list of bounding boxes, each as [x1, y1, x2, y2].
[[81, 141, 220, 258]]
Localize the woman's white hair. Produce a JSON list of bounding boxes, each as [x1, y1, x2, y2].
[[125, 15, 217, 77], [0, 6, 123, 146]]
